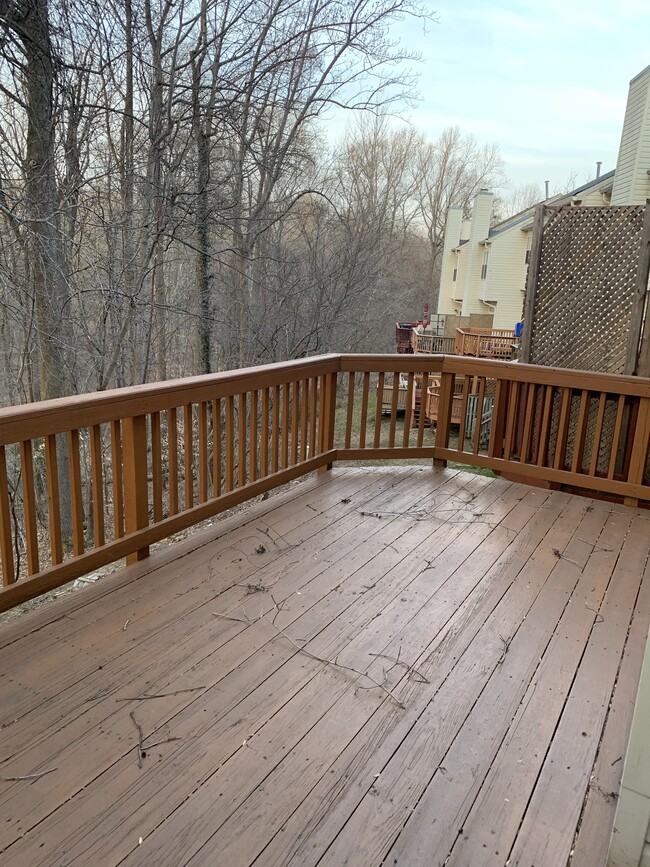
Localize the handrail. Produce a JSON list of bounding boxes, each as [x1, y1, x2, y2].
[[454, 328, 517, 359], [411, 332, 456, 355], [1, 353, 649, 612]]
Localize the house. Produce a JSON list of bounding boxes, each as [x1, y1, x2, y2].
[[437, 62, 650, 331]]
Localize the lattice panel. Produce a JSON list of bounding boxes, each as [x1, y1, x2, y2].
[[529, 205, 646, 374]]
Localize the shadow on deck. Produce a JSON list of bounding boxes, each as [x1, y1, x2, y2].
[[1, 467, 649, 867]]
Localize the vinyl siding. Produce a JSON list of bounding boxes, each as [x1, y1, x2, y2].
[[611, 65, 650, 205]]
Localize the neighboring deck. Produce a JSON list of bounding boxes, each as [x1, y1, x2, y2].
[[1, 467, 649, 867]]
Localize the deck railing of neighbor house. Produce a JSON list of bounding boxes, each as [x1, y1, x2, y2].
[[410, 332, 457, 355], [1, 354, 649, 611], [454, 328, 517, 359]]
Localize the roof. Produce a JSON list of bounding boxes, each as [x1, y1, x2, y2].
[[486, 169, 616, 239]]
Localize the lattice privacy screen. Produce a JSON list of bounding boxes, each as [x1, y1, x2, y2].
[[527, 205, 646, 374]]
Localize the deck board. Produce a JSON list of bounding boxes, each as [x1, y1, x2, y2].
[[0, 467, 648, 867]]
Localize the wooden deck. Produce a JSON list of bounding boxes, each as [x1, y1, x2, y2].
[[0, 467, 649, 867]]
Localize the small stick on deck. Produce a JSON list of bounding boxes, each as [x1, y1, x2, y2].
[[0, 767, 57, 782], [129, 711, 144, 768], [552, 547, 583, 567], [497, 635, 511, 665], [117, 687, 206, 701]]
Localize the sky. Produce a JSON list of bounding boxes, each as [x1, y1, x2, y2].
[[351, 0, 650, 193]]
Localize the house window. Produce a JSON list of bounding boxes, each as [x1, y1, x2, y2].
[[525, 249, 531, 264], [452, 268, 457, 282]]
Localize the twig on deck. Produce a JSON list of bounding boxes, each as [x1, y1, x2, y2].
[[359, 509, 428, 520], [129, 711, 145, 769], [585, 604, 605, 623], [552, 547, 582, 567], [238, 581, 269, 594], [266, 620, 406, 709], [117, 687, 206, 702], [123, 619, 130, 631], [0, 767, 57, 782], [212, 606, 407, 708], [144, 736, 181, 750], [257, 525, 295, 550], [497, 635, 511, 665], [367, 651, 430, 684]]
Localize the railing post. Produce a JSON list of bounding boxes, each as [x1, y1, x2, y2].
[[122, 413, 150, 563], [318, 371, 337, 474], [624, 397, 650, 507], [433, 371, 455, 468]]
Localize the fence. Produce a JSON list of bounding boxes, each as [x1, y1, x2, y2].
[[1, 354, 649, 611]]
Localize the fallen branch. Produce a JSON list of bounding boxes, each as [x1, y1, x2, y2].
[[0, 767, 57, 782], [117, 687, 206, 702], [552, 547, 582, 567]]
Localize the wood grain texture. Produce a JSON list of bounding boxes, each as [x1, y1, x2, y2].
[[0, 469, 645, 867]]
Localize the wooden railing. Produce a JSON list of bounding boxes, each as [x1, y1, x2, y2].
[[455, 328, 517, 359], [411, 332, 456, 355], [1, 353, 649, 611]]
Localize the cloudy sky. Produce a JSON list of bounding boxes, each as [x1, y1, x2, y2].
[[380, 0, 649, 191]]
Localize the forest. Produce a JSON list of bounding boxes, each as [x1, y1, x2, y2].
[[0, 0, 507, 410]]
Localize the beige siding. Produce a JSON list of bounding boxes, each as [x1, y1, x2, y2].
[[460, 191, 494, 317], [481, 228, 528, 329], [437, 207, 463, 314], [611, 64, 650, 206]]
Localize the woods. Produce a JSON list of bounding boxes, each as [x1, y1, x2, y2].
[[0, 0, 504, 408]]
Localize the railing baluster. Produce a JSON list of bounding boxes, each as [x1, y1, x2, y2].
[[502, 381, 519, 461], [300, 380, 309, 461], [20, 440, 39, 574], [608, 395, 627, 480], [184, 404, 194, 509], [388, 372, 399, 448], [536, 385, 554, 466], [345, 372, 355, 449], [456, 374, 470, 451], [472, 378, 486, 455], [374, 372, 384, 448], [151, 412, 163, 522], [0, 445, 14, 585], [417, 372, 429, 448], [44, 434, 63, 565], [238, 393, 247, 487], [521, 384, 537, 463], [359, 372, 370, 449], [111, 419, 125, 537], [588, 392, 608, 477], [67, 430, 84, 557], [553, 388, 572, 471], [198, 401, 209, 504], [226, 395, 235, 492], [571, 390, 590, 474], [403, 373, 415, 447], [90, 424, 105, 547], [434, 371, 455, 466], [272, 385, 280, 471], [291, 381, 299, 465], [168, 407, 179, 515], [309, 378, 318, 457], [282, 385, 290, 470], [212, 399, 222, 496], [261, 389, 269, 476], [488, 379, 508, 459], [250, 390, 258, 482]]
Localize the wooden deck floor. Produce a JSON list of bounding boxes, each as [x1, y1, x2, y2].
[[1, 467, 649, 867]]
